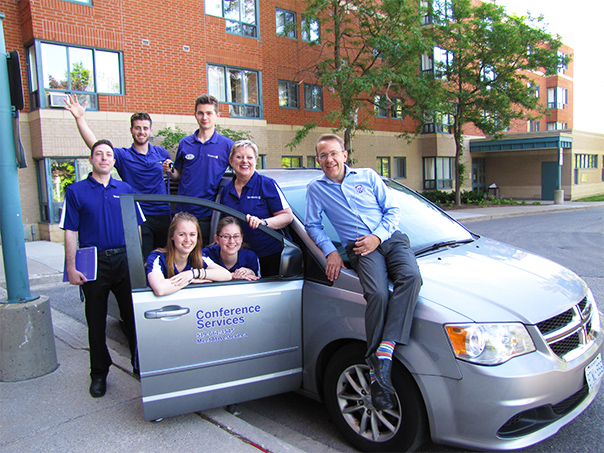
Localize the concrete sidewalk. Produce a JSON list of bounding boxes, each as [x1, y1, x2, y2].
[[1, 200, 603, 452]]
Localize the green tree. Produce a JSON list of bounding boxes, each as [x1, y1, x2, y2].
[[426, 0, 570, 205], [290, 0, 436, 152]]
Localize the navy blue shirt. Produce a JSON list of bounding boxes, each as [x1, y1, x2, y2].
[[114, 144, 171, 216], [146, 250, 213, 278], [202, 244, 260, 276], [220, 172, 291, 258], [175, 130, 233, 218], [60, 174, 144, 251]]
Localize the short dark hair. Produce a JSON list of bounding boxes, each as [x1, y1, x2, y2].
[[315, 134, 345, 154], [91, 139, 114, 156], [130, 112, 152, 127], [195, 94, 219, 113]]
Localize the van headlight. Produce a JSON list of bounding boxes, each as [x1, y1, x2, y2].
[[445, 323, 536, 365]]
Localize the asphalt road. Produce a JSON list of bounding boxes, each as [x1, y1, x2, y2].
[[45, 207, 604, 452]]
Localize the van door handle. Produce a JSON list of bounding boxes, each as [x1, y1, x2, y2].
[[144, 305, 190, 319]]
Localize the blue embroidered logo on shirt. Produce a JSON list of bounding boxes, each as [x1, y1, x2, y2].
[[247, 196, 261, 199], [355, 184, 364, 193], [185, 154, 195, 160]]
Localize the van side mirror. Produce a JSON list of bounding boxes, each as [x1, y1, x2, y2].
[[279, 245, 304, 278]]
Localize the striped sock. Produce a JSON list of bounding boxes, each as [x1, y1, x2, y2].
[[376, 341, 395, 361], [369, 368, 376, 384]]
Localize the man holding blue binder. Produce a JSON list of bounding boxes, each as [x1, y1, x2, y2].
[[60, 139, 144, 398]]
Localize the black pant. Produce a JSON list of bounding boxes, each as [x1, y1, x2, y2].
[[141, 214, 171, 261], [82, 252, 136, 379], [259, 251, 282, 277]]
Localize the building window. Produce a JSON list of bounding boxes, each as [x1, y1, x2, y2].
[[528, 81, 540, 98], [302, 15, 320, 43], [423, 156, 454, 190], [394, 156, 407, 178], [574, 154, 598, 169], [529, 120, 540, 132], [63, 0, 92, 4], [307, 155, 318, 168], [557, 51, 568, 75], [278, 80, 298, 108], [546, 122, 568, 131], [375, 95, 388, 117], [282, 156, 303, 168], [206, 0, 258, 38], [376, 157, 391, 177], [258, 154, 267, 169], [423, 111, 453, 134], [37, 157, 94, 223], [422, 47, 453, 80], [28, 41, 123, 110], [547, 87, 568, 110], [276, 8, 296, 38], [421, 0, 454, 25], [208, 64, 261, 118], [392, 98, 404, 119], [304, 84, 323, 111]]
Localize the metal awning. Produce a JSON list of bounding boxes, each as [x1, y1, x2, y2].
[[470, 135, 573, 153]]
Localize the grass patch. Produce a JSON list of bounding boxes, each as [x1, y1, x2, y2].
[[575, 194, 604, 202]]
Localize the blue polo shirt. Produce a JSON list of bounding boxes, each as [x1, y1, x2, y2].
[[174, 130, 233, 218], [220, 172, 291, 258], [60, 174, 145, 251], [202, 244, 260, 276], [114, 144, 171, 216], [146, 250, 214, 278]]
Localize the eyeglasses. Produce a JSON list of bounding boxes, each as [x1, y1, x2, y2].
[[317, 150, 345, 161], [219, 234, 242, 241]]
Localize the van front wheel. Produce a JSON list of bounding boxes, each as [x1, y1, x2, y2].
[[323, 343, 428, 452]]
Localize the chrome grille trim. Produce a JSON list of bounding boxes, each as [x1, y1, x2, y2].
[[537, 297, 598, 361]]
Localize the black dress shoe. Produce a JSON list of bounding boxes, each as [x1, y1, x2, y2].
[[367, 353, 395, 394], [89, 377, 106, 398], [370, 381, 394, 411]]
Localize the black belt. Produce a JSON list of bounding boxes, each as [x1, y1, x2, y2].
[[98, 247, 126, 256]]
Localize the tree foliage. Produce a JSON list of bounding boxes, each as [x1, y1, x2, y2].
[[426, 0, 570, 205], [291, 0, 438, 151]]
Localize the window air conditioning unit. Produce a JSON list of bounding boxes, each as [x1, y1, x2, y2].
[[48, 93, 69, 108]]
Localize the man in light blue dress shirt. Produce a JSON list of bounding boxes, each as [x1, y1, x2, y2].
[[305, 134, 422, 410]]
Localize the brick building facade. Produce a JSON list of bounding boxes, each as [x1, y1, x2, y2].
[[1, 0, 602, 242]]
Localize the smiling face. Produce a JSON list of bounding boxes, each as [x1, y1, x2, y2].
[[216, 223, 243, 258], [171, 220, 198, 257], [130, 119, 151, 146], [230, 145, 257, 181], [89, 143, 115, 177], [316, 138, 348, 183], [195, 103, 218, 132]]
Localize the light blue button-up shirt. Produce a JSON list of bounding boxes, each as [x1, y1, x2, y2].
[[305, 166, 401, 257]]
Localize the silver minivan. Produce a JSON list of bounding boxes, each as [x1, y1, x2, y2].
[[120, 169, 603, 452]]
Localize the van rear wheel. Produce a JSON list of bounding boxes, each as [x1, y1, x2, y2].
[[323, 343, 428, 452]]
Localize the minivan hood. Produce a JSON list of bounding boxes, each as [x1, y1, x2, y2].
[[418, 237, 587, 324]]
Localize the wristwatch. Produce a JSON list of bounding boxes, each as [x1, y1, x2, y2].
[[262, 218, 269, 227]]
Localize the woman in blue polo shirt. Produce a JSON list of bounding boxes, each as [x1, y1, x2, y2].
[[146, 212, 231, 296], [203, 216, 260, 280], [220, 140, 293, 276]]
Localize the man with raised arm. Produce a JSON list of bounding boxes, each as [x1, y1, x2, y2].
[[64, 95, 171, 260]]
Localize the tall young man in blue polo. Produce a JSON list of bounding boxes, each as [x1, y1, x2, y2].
[[64, 95, 171, 260], [162, 94, 234, 245], [305, 134, 422, 411], [61, 139, 144, 398]]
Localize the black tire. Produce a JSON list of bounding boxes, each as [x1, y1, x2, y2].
[[323, 343, 428, 452]]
